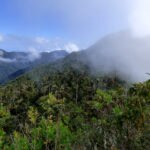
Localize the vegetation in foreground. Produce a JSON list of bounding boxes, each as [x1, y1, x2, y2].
[[0, 65, 149, 150]]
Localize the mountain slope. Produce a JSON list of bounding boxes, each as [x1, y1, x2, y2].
[[0, 50, 68, 83]]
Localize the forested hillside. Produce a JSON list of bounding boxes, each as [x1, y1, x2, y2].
[[0, 50, 68, 84], [0, 55, 149, 150]]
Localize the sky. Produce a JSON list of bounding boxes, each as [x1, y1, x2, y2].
[[0, 0, 149, 52]]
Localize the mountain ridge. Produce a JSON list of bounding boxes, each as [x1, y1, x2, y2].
[[1, 30, 150, 84], [0, 50, 68, 84]]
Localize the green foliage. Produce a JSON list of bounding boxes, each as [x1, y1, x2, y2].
[[113, 106, 123, 116], [0, 66, 149, 149], [27, 107, 38, 124], [0, 103, 10, 128], [0, 129, 5, 149], [10, 131, 30, 150], [96, 89, 112, 104]]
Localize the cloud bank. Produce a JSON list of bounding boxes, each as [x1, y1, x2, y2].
[[0, 57, 16, 63]]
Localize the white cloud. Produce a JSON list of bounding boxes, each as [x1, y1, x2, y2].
[[27, 47, 41, 61], [35, 37, 49, 44], [0, 58, 16, 63], [129, 0, 150, 37], [64, 43, 79, 53]]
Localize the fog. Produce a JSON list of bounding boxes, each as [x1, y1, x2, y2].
[[86, 31, 150, 82], [0, 57, 16, 63], [84, 0, 150, 82]]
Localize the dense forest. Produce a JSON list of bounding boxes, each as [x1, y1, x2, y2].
[[0, 56, 149, 150]]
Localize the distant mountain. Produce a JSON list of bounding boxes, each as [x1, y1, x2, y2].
[[10, 30, 149, 85], [1, 30, 150, 84], [0, 50, 68, 84]]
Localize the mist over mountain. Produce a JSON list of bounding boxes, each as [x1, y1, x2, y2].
[[49, 30, 150, 83], [0, 49, 68, 83], [1, 30, 150, 84], [84, 30, 150, 82]]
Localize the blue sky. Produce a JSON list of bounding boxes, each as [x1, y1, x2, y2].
[[0, 0, 135, 52]]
